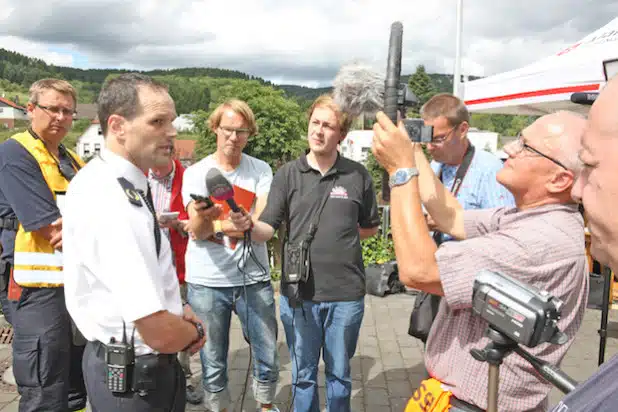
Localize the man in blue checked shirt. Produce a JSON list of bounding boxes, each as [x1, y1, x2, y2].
[[421, 93, 515, 239]]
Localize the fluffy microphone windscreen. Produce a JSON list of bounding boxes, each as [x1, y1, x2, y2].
[[332, 63, 385, 118]]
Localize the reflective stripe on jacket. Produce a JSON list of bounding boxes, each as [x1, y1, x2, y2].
[[11, 130, 83, 287]]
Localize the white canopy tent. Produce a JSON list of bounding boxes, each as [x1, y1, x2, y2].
[[462, 17, 618, 115]]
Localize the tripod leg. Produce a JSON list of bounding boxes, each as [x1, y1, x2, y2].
[[487, 364, 499, 412], [599, 266, 612, 366]]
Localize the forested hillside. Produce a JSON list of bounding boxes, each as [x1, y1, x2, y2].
[[0, 48, 531, 138]]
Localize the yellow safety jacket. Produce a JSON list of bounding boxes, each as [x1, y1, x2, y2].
[[10, 130, 84, 287]]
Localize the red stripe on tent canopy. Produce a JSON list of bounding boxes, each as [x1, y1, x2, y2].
[[465, 83, 601, 106]]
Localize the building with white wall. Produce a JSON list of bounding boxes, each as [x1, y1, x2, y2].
[[76, 120, 104, 159], [467, 128, 499, 153], [173, 114, 196, 132], [340, 130, 374, 164], [0, 97, 28, 129]]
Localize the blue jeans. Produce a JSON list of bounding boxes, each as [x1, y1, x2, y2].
[[187, 281, 279, 412], [280, 295, 364, 412]]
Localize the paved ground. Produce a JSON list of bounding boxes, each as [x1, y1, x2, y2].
[[0, 292, 617, 411]]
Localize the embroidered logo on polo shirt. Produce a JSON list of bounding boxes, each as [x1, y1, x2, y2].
[[330, 185, 348, 199]]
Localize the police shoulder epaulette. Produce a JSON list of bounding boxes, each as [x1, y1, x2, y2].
[[117, 177, 143, 207]]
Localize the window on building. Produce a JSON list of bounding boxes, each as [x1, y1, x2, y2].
[[83, 143, 90, 157], [94, 143, 101, 155]]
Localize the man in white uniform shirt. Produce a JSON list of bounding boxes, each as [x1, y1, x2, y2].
[[182, 99, 279, 412], [63, 73, 213, 411]]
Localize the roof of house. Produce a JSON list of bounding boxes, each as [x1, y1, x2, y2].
[[75, 103, 98, 120], [0, 97, 25, 111], [174, 139, 196, 161]]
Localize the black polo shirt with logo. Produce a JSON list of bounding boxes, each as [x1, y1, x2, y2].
[[259, 153, 380, 302]]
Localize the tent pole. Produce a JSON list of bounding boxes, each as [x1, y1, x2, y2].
[[453, 0, 464, 97]]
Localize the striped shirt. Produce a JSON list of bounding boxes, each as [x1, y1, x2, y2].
[[148, 164, 175, 241], [431, 149, 515, 242], [426, 204, 588, 412], [431, 149, 515, 211]]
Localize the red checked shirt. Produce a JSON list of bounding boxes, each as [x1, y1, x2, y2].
[[425, 204, 588, 412]]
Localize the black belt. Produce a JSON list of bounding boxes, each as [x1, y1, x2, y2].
[[0, 217, 19, 231], [451, 397, 485, 412], [91, 340, 176, 365]]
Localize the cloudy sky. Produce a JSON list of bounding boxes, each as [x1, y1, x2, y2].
[[0, 0, 615, 87]]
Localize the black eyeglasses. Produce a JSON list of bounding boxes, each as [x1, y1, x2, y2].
[[509, 133, 568, 170], [36, 103, 77, 118], [430, 124, 459, 145]]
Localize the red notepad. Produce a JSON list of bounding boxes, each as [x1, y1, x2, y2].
[[210, 184, 256, 250]]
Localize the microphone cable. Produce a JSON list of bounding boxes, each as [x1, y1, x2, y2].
[[236, 223, 299, 412], [235, 227, 270, 412]]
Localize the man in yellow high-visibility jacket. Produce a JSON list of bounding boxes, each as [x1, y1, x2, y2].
[[0, 79, 87, 412]]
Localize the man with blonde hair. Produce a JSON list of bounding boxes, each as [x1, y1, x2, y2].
[[229, 94, 380, 412], [0, 79, 87, 411], [372, 110, 588, 411], [182, 99, 279, 411]]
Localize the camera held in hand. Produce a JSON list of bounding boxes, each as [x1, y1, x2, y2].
[[403, 119, 433, 144]]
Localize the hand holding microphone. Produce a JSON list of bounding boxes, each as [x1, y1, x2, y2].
[[205, 168, 252, 234], [229, 208, 253, 233]]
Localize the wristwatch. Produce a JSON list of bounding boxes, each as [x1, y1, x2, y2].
[[183, 320, 205, 351], [213, 220, 224, 240], [389, 168, 419, 188]]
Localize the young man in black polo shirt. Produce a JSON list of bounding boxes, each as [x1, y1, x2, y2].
[[229, 94, 380, 412]]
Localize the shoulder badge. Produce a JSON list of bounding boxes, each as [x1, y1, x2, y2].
[[117, 177, 143, 207]]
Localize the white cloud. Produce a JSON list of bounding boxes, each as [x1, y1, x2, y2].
[[0, 36, 75, 67], [0, 0, 616, 86]]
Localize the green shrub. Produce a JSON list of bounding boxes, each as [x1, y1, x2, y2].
[[361, 232, 395, 265]]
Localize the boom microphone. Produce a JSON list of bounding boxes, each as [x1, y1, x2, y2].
[[382, 21, 404, 202], [330, 22, 405, 203], [570, 92, 599, 106], [333, 63, 385, 118], [205, 168, 241, 213]]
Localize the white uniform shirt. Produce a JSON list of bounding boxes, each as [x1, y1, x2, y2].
[[63, 149, 183, 355], [181, 153, 272, 287]]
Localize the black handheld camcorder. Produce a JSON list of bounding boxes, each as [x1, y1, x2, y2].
[[472, 270, 567, 348]]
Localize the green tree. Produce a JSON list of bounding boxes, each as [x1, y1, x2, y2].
[[364, 152, 384, 197], [408, 65, 436, 105], [71, 118, 92, 134], [470, 113, 535, 137], [192, 79, 307, 169]]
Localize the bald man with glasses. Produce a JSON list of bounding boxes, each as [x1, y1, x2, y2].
[[406, 94, 515, 352], [372, 109, 589, 411]]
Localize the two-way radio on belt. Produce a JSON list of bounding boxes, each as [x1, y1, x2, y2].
[[105, 321, 135, 394]]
